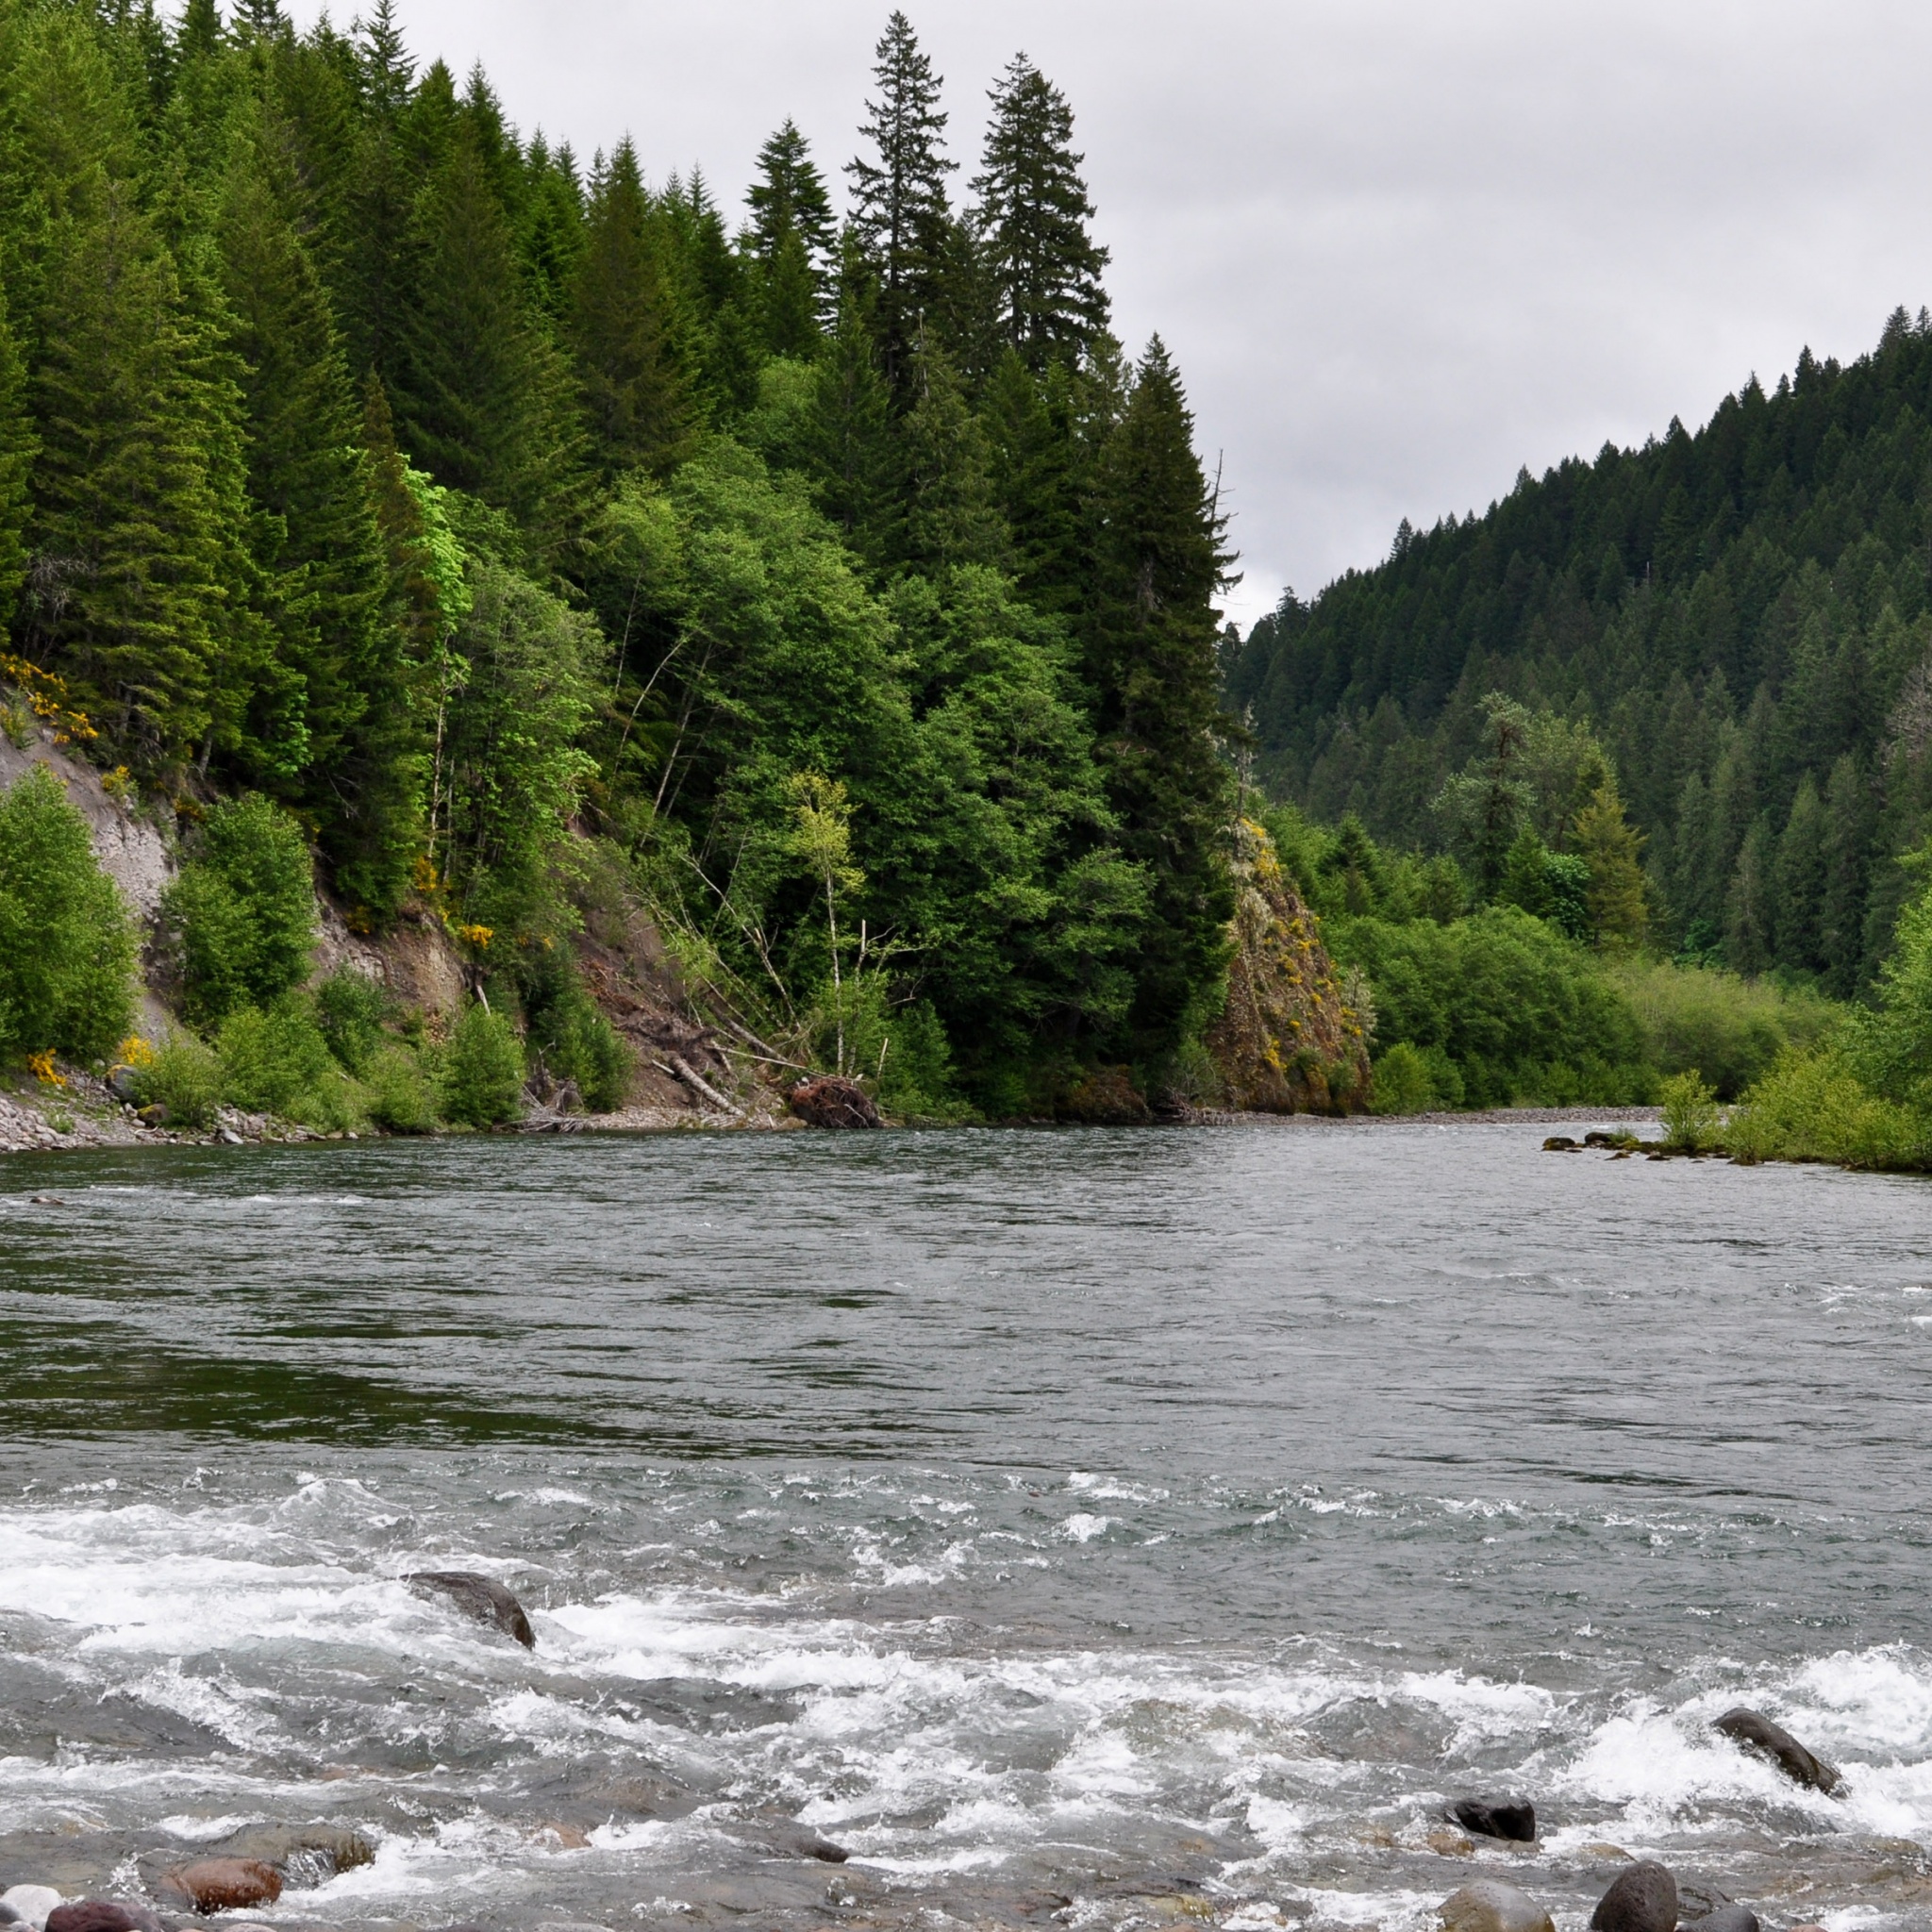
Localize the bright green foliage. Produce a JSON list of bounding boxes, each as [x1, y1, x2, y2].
[[0, 765, 136, 1062], [133, 1029, 222, 1128], [1084, 339, 1236, 1070], [216, 997, 337, 1116], [972, 57, 1108, 370], [1844, 854, 1932, 1107], [1572, 779, 1648, 945], [313, 964, 389, 1074], [1727, 1048, 1929, 1170], [1612, 957, 1833, 1098], [1329, 906, 1650, 1108], [440, 998, 524, 1124], [1657, 1070, 1720, 1151], [1368, 1039, 1435, 1115], [165, 792, 317, 1023]]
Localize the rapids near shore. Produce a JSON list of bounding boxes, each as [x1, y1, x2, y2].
[[1, 1124, 1928, 1930]]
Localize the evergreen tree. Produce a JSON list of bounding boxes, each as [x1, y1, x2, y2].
[[570, 139, 694, 475], [972, 55, 1108, 370], [1773, 771, 1826, 972], [0, 291, 34, 608], [845, 10, 954, 391], [1724, 814, 1775, 974], [1572, 778, 1648, 946], [801, 240, 898, 560], [1085, 337, 1235, 1069], [896, 346, 1008, 573], [23, 183, 229, 756], [747, 117, 835, 285], [1820, 752, 1874, 995]]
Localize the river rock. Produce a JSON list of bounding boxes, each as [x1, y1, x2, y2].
[[202, 1823, 375, 1887], [407, 1569, 536, 1647], [157, 1861, 281, 1914], [787, 1076, 881, 1129], [45, 1905, 163, 1932], [0, 1907, 19, 1926], [1590, 1860, 1677, 1932], [1437, 1879, 1555, 1932], [2, 1890, 61, 1932], [1713, 1707, 1841, 1793], [1681, 1907, 1757, 1932], [1450, 1797, 1537, 1842]]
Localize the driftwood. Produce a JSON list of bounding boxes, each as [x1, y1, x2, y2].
[[788, 1075, 882, 1129]]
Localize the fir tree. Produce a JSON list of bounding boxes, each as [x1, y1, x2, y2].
[[0, 291, 35, 609], [845, 10, 954, 391], [801, 239, 897, 560], [1572, 778, 1648, 947], [1085, 336, 1235, 1069], [972, 55, 1108, 370], [1773, 771, 1826, 971], [570, 139, 694, 475], [896, 345, 1008, 574], [747, 118, 835, 282]]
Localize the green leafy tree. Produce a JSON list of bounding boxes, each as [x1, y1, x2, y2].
[[0, 765, 136, 1063], [164, 792, 318, 1024], [972, 55, 1108, 370]]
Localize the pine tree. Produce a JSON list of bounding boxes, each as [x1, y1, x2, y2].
[[1820, 752, 1874, 995], [1085, 337, 1235, 1070], [801, 239, 898, 560], [1724, 813, 1775, 974], [896, 345, 1009, 573], [845, 10, 954, 391], [1773, 770, 1826, 971], [0, 291, 35, 609], [972, 55, 1108, 370], [1572, 778, 1649, 947], [747, 118, 835, 283], [570, 139, 694, 475], [23, 184, 228, 756]]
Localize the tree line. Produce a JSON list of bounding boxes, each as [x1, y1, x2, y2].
[[0, 0, 1237, 1114], [1227, 309, 1932, 998]]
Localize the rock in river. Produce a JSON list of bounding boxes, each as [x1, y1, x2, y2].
[[1437, 1879, 1555, 1932], [2, 1890, 61, 1932], [45, 1905, 163, 1932], [1449, 1797, 1537, 1842], [1713, 1706, 1841, 1793], [1681, 1907, 1758, 1932], [157, 1861, 282, 1914], [787, 1076, 881, 1129], [407, 1569, 536, 1647], [1590, 1861, 1677, 1932]]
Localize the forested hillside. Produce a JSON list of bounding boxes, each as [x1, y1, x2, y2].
[[1227, 313, 1932, 993], [0, 0, 1241, 1115]]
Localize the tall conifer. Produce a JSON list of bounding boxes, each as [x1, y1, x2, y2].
[[972, 55, 1108, 369], [1086, 337, 1235, 1067], [845, 10, 954, 391]]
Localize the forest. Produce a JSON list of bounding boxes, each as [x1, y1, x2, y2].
[[0, 0, 1237, 1122]]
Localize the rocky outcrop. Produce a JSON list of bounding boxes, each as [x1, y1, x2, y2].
[[1207, 819, 1372, 1113]]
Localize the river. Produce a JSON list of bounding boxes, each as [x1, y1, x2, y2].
[[1, 1123, 1928, 1931]]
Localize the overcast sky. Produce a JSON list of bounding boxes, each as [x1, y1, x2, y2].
[[285, 0, 1932, 631]]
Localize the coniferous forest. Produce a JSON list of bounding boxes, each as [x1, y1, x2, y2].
[[0, 0, 1237, 1119]]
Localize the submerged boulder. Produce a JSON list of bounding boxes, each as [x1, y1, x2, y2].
[[157, 1861, 281, 1914], [1437, 1878, 1555, 1932], [1713, 1707, 1840, 1793], [1681, 1907, 1758, 1932], [1450, 1797, 1537, 1842], [1, 1891, 60, 1932], [205, 1824, 375, 1888], [1590, 1861, 1677, 1932], [408, 1569, 536, 1647], [787, 1076, 882, 1129], [44, 1906, 162, 1932]]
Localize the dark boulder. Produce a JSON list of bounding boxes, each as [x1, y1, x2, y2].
[[1681, 1907, 1757, 1932], [204, 1824, 374, 1889], [788, 1077, 881, 1129], [1436, 1879, 1555, 1932], [46, 1906, 163, 1932], [1449, 1797, 1537, 1842], [1590, 1861, 1676, 1932], [1542, 1136, 1579, 1152], [1713, 1707, 1840, 1793], [157, 1862, 281, 1915], [407, 1570, 536, 1647]]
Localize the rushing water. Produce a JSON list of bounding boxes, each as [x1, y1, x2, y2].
[[2, 1123, 1930, 1932]]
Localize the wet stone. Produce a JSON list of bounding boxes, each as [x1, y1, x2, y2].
[[1590, 1860, 1678, 1932], [1450, 1798, 1537, 1843], [1437, 1878, 1556, 1932], [405, 1570, 536, 1648], [1713, 1707, 1842, 1794]]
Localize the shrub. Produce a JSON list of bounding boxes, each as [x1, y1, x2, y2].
[[1726, 1049, 1929, 1171], [440, 1001, 525, 1126], [1658, 1070, 1721, 1152], [165, 794, 316, 1024], [216, 1000, 337, 1118], [0, 765, 137, 1063], [134, 1031, 221, 1129], [363, 1045, 440, 1133], [1613, 958, 1834, 1099], [1369, 1041, 1435, 1114], [314, 966, 389, 1075]]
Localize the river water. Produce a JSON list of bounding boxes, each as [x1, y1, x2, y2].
[[2, 1123, 1929, 1932]]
